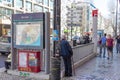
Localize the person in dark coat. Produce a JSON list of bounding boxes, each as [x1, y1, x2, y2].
[[60, 35, 73, 77], [116, 35, 120, 53], [84, 33, 90, 44]]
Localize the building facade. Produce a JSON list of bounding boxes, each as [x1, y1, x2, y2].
[[66, 1, 94, 39], [0, 0, 53, 36]]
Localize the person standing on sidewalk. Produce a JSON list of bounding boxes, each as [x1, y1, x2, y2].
[[116, 35, 120, 53], [98, 35, 102, 56], [60, 35, 73, 77], [100, 33, 107, 58], [4, 53, 11, 72], [106, 34, 114, 60]]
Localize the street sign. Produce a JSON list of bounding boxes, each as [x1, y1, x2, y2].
[[52, 30, 59, 41], [92, 10, 98, 17]]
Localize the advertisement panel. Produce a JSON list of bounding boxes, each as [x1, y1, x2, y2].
[[19, 52, 27, 67], [18, 50, 41, 73], [12, 13, 45, 49]]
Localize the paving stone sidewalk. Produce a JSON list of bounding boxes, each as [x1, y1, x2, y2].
[[62, 49, 120, 80], [1, 48, 120, 80], [0, 72, 47, 80]]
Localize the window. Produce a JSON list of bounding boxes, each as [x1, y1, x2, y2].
[[50, 10, 53, 18], [0, 7, 2, 19], [50, 19, 53, 28], [26, 1, 32, 12], [35, 0, 42, 3], [7, 0, 13, 7], [1, 0, 13, 7], [44, 0, 49, 6], [0, 8, 13, 19], [50, 0, 53, 8], [6, 0, 13, 3], [6, 9, 13, 16], [34, 5, 43, 12], [0, 8, 13, 16], [15, 0, 23, 9], [44, 8, 49, 12]]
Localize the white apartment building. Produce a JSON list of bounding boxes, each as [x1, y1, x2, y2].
[[66, 1, 95, 37]]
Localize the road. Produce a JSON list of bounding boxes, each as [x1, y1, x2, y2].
[[0, 54, 7, 68]]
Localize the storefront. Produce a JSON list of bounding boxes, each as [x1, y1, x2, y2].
[[0, 19, 11, 36]]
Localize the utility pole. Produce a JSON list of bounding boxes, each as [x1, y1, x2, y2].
[[115, 0, 118, 37], [71, 7, 73, 40], [50, 0, 61, 80], [70, 2, 74, 40]]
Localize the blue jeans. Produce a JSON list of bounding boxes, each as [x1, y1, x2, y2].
[[100, 43, 106, 57], [118, 44, 120, 53], [116, 43, 120, 53]]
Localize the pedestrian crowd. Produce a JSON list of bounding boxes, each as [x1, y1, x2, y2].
[[98, 33, 120, 60]]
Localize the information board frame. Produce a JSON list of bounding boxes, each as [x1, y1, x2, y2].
[[12, 13, 45, 49]]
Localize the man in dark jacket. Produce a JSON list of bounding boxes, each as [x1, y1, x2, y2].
[[60, 35, 73, 77]]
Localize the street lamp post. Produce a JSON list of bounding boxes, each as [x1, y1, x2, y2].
[[71, 22, 73, 40], [115, 0, 118, 37], [71, 5, 73, 40]]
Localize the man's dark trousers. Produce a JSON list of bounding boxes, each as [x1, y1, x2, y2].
[[5, 61, 11, 69], [62, 56, 72, 76]]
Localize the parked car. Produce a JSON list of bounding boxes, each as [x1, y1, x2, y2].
[[0, 36, 11, 55], [79, 37, 86, 44]]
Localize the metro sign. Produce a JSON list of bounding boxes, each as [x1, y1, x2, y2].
[[92, 10, 98, 17]]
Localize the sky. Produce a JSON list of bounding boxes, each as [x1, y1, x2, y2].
[[93, 0, 109, 17], [93, 0, 116, 18]]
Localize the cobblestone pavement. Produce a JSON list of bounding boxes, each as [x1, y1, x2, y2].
[[62, 48, 120, 80]]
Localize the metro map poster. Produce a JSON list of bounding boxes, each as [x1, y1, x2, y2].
[[15, 22, 42, 46], [12, 13, 45, 49]]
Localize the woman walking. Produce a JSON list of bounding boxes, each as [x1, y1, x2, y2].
[[106, 34, 114, 60]]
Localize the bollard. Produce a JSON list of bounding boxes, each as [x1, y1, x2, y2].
[[50, 57, 61, 80]]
